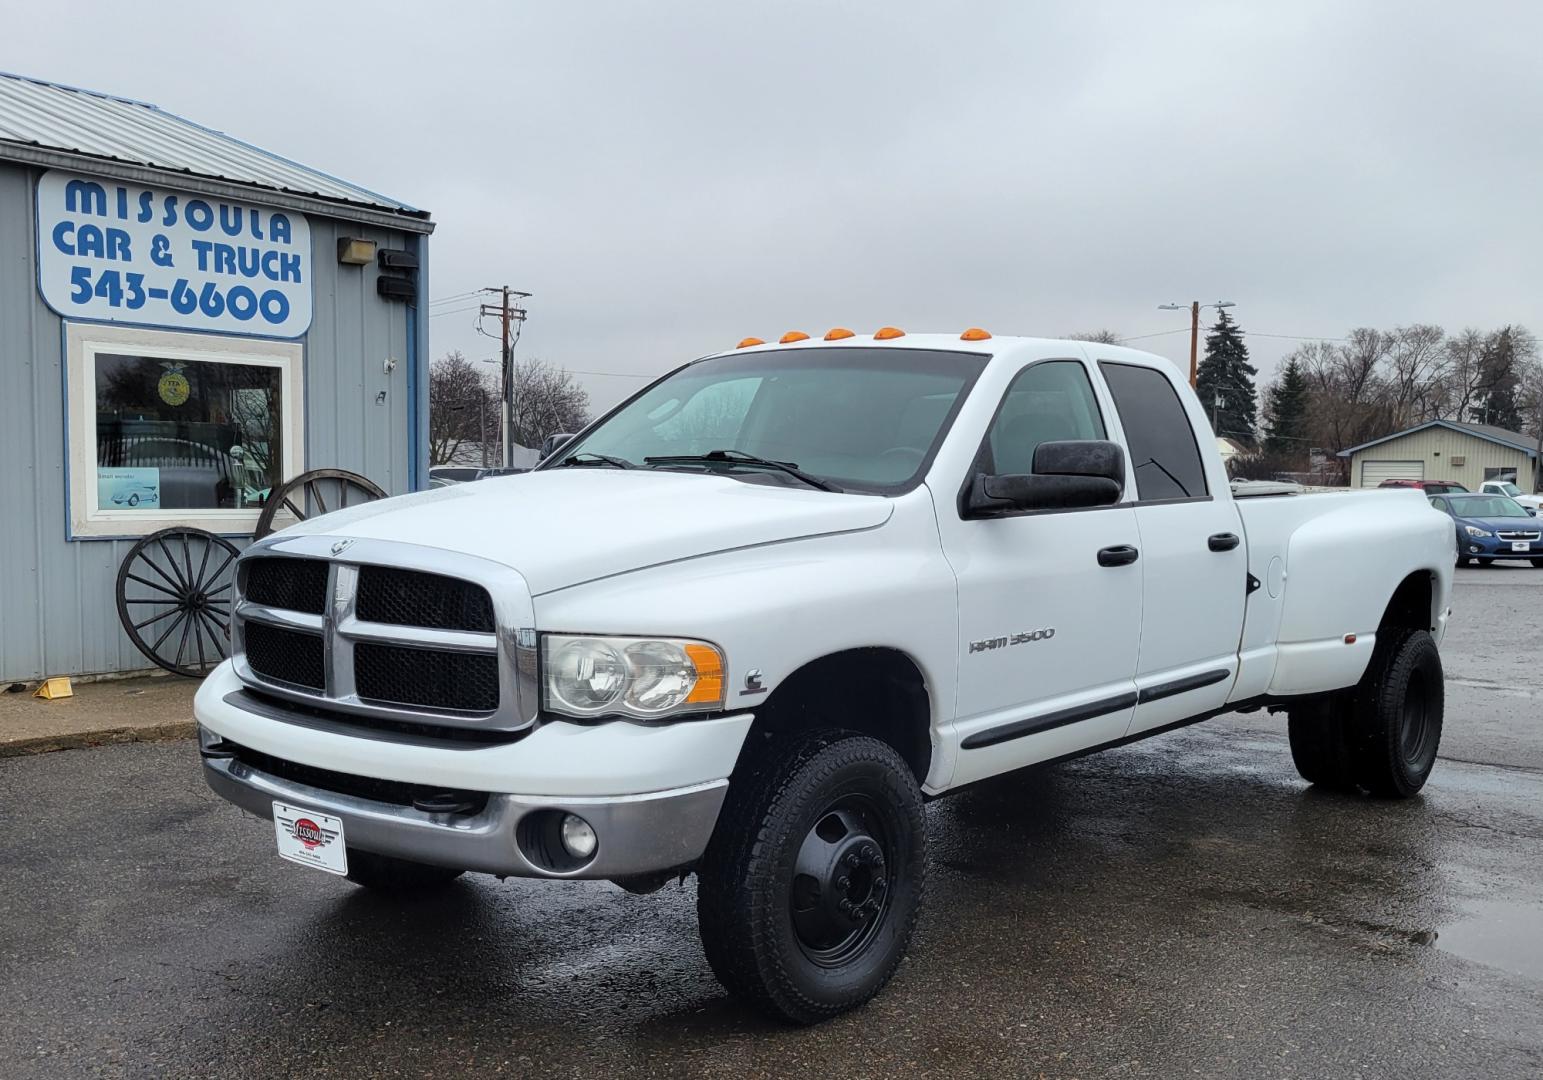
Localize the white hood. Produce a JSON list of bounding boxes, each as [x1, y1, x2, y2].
[[277, 469, 893, 594]]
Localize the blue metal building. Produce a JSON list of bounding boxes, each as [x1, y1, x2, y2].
[[0, 72, 432, 681]]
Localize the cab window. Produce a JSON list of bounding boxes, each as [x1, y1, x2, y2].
[[980, 360, 1106, 476]]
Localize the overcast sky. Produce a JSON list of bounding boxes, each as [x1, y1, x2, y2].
[[7, 2, 1542, 412]]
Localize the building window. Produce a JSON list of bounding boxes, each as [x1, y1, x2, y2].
[[66, 323, 303, 538], [1483, 466, 1519, 483]]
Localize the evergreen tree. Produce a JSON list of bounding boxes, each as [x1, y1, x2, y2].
[[1263, 355, 1310, 457], [1195, 309, 1259, 444], [1470, 325, 1524, 430]]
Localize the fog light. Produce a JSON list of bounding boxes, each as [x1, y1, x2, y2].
[[1468, 545, 1481, 553], [560, 813, 597, 859]]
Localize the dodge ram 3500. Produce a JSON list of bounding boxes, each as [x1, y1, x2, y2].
[[196, 331, 1455, 1023]]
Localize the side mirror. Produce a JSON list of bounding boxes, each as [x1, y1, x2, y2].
[[1528, 507, 1538, 517], [964, 439, 1125, 516], [540, 432, 575, 460]]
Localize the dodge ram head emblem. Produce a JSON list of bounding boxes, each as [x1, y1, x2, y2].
[[330, 538, 356, 556]]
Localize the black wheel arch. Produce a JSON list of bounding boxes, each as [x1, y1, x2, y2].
[[733, 647, 933, 786], [1378, 569, 1439, 635]]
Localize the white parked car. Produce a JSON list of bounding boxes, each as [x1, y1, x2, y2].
[[1479, 479, 1543, 511], [196, 331, 1454, 1023]]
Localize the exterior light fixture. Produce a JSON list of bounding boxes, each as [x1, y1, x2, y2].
[[336, 237, 377, 265]]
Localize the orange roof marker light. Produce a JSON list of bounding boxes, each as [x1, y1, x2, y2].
[[780, 331, 810, 344], [824, 327, 856, 340], [874, 326, 906, 340], [960, 327, 992, 341], [737, 337, 765, 349]]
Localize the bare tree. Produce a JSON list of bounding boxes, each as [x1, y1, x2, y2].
[[507, 358, 591, 450], [1066, 329, 1124, 344], [1386, 324, 1446, 424], [429, 351, 496, 466]]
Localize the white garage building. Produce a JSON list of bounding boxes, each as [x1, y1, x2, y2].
[[1339, 420, 1540, 491]]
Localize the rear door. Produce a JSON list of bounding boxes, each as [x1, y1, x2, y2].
[[1098, 361, 1246, 736], [936, 358, 1142, 787]]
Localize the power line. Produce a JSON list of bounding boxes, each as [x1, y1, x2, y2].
[[428, 305, 480, 319], [429, 290, 481, 306]]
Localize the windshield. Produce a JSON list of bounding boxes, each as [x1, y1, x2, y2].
[[1493, 482, 1522, 497], [1451, 495, 1530, 518], [549, 347, 989, 493]]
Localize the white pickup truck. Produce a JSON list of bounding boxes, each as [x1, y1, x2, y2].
[[196, 330, 1455, 1023]]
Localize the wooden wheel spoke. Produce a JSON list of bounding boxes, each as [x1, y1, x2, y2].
[[133, 607, 183, 631], [149, 609, 188, 654], [283, 496, 305, 520], [197, 609, 230, 654], [308, 481, 328, 515], [156, 539, 191, 592], [134, 556, 185, 595], [125, 572, 183, 599], [174, 610, 194, 668], [193, 538, 213, 591]]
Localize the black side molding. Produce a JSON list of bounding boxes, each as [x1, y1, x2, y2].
[[1136, 668, 1231, 704], [961, 692, 1138, 750]]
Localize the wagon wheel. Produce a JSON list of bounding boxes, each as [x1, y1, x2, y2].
[[116, 527, 240, 678], [253, 468, 388, 540]]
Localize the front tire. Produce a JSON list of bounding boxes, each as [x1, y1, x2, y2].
[[696, 731, 925, 1025], [345, 849, 464, 892], [1531, 557, 1543, 568], [1353, 628, 1444, 798]]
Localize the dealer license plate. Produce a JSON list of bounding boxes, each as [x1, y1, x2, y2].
[[272, 802, 348, 875], [1513, 541, 1531, 552]]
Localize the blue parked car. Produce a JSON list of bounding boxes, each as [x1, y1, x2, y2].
[[1429, 492, 1542, 567]]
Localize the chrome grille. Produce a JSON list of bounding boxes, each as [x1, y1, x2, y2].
[[243, 622, 325, 690], [356, 566, 495, 632], [1497, 530, 1540, 541], [230, 537, 539, 733], [243, 557, 329, 615], [355, 642, 500, 712]]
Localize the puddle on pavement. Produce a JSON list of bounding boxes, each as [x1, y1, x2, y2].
[[1437, 898, 1543, 980]]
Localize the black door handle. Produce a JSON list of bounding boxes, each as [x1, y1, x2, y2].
[[1097, 544, 1139, 567], [1208, 532, 1241, 552]]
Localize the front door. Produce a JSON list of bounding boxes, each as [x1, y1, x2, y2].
[[936, 359, 1143, 787]]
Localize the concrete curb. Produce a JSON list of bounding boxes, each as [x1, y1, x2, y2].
[[0, 720, 197, 759]]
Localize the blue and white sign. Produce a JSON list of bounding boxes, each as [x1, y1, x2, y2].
[[98, 467, 161, 510], [37, 170, 313, 337]]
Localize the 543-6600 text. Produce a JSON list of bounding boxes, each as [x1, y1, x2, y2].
[[68, 267, 292, 325]]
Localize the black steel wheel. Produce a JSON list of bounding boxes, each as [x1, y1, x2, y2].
[[116, 527, 240, 678], [697, 731, 925, 1025], [1353, 627, 1445, 798], [253, 468, 387, 540]]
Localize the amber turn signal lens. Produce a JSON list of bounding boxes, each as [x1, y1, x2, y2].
[[824, 327, 855, 340], [780, 331, 810, 343], [736, 337, 765, 348], [683, 643, 725, 705], [874, 327, 905, 339], [960, 327, 992, 341]]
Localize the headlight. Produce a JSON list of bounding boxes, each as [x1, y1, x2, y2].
[[1464, 525, 1492, 538], [542, 634, 725, 719]]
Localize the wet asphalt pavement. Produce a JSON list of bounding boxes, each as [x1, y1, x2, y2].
[[2, 566, 1541, 1078]]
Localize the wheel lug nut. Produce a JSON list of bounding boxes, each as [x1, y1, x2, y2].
[[839, 899, 855, 915], [873, 878, 887, 894], [845, 852, 860, 868], [836, 875, 850, 890]]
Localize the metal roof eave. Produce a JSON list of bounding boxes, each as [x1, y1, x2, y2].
[[0, 141, 434, 236], [1336, 419, 1539, 458]]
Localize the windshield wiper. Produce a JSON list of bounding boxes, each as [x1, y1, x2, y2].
[[643, 449, 840, 492], [555, 452, 636, 470]]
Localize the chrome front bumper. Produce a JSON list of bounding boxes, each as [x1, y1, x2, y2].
[[200, 726, 729, 879]]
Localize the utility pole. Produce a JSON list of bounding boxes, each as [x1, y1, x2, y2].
[[479, 287, 530, 468], [1158, 300, 1234, 388]]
